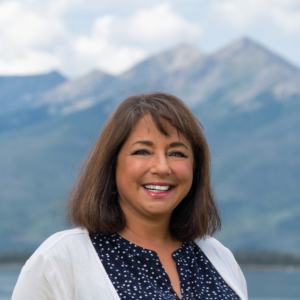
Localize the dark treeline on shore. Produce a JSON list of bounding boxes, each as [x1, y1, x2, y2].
[[0, 252, 32, 264], [234, 250, 300, 266], [1, 250, 300, 266]]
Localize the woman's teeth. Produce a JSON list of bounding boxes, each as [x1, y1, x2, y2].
[[144, 185, 172, 192]]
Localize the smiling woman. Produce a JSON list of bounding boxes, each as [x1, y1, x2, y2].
[[116, 116, 194, 223], [12, 93, 248, 300]]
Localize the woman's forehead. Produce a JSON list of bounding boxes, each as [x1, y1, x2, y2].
[[128, 115, 187, 142]]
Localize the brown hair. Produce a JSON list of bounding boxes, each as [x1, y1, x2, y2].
[[66, 92, 221, 241]]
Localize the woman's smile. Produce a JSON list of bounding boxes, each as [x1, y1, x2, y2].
[[116, 115, 194, 219], [142, 182, 175, 197]]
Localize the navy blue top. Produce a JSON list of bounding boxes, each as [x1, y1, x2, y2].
[[90, 232, 240, 300]]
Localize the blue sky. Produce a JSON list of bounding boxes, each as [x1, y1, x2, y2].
[[0, 0, 300, 78]]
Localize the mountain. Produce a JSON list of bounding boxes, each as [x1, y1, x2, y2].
[[0, 71, 67, 133], [35, 70, 120, 115], [0, 100, 111, 252], [197, 86, 300, 251], [119, 44, 204, 91], [0, 71, 67, 115], [0, 38, 300, 253], [176, 37, 300, 105], [33, 45, 204, 116]]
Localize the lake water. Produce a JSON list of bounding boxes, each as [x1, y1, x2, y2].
[[1, 266, 299, 299]]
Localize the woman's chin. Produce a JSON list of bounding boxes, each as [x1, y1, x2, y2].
[[141, 203, 175, 218]]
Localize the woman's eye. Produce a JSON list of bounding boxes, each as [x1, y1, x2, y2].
[[133, 149, 150, 156], [169, 151, 186, 157]]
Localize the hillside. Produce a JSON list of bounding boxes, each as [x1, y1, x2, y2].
[[0, 37, 300, 253], [0, 71, 67, 115]]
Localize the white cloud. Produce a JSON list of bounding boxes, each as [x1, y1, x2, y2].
[[211, 0, 300, 34], [271, 6, 300, 34], [74, 32, 146, 75], [126, 3, 201, 44], [211, 1, 265, 29], [73, 2, 202, 75], [0, 50, 59, 75], [0, 0, 69, 75], [0, 1, 66, 48], [1, 0, 300, 78], [97, 3, 202, 46], [73, 15, 147, 75], [0, 1, 202, 77]]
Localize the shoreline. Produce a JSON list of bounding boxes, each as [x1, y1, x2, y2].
[[0, 263, 24, 269], [240, 264, 300, 271]]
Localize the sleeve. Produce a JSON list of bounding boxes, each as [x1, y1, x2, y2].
[[11, 252, 69, 300]]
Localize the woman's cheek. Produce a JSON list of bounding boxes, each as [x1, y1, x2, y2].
[[126, 158, 149, 179], [173, 162, 193, 181]]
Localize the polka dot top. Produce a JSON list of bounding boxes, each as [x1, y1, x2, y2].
[[90, 233, 240, 300]]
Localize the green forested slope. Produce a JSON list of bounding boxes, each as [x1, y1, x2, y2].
[[0, 38, 300, 253]]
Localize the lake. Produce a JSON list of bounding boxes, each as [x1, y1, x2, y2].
[[1, 266, 299, 299]]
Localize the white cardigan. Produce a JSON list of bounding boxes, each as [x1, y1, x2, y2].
[[12, 228, 248, 300]]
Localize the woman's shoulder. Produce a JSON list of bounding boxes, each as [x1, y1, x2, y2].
[[31, 227, 90, 259], [194, 236, 233, 259], [12, 228, 119, 299], [194, 236, 248, 300], [14, 228, 95, 293], [194, 235, 239, 272], [23, 227, 92, 269], [34, 227, 89, 254]]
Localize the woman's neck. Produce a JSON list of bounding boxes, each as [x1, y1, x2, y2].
[[118, 213, 174, 249]]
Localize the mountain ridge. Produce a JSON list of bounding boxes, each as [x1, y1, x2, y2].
[[0, 71, 67, 115], [4, 37, 300, 117], [0, 37, 299, 253]]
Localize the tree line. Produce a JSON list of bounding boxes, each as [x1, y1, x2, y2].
[[1, 250, 300, 266]]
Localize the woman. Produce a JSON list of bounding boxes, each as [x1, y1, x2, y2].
[[12, 93, 248, 300]]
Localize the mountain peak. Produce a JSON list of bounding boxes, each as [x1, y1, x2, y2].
[[155, 43, 204, 72], [78, 69, 115, 82], [214, 37, 269, 58], [233, 37, 279, 54], [234, 37, 261, 48], [164, 43, 202, 55], [121, 43, 203, 80], [214, 37, 297, 70], [47, 70, 67, 79], [211, 37, 300, 78]]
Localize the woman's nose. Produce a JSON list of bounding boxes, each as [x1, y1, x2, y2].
[[150, 153, 171, 176]]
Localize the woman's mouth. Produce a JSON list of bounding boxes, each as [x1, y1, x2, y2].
[[142, 184, 174, 197], [143, 185, 172, 193]]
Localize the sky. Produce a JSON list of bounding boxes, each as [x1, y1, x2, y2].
[[0, 0, 300, 78]]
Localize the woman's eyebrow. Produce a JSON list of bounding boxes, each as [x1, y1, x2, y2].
[[131, 140, 153, 146], [131, 140, 188, 150], [169, 142, 188, 149]]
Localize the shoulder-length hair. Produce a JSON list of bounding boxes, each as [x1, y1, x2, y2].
[[66, 92, 221, 241]]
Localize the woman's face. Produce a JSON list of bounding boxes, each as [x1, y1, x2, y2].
[[116, 115, 194, 221]]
